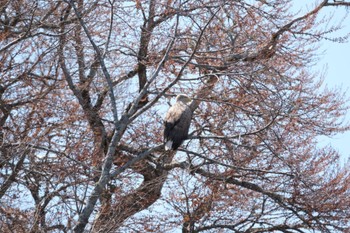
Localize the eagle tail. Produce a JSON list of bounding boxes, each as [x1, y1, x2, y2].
[[164, 140, 173, 151]]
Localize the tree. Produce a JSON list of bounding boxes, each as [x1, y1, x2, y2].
[[1, 0, 350, 232]]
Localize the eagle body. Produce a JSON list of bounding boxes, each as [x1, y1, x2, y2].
[[164, 95, 192, 150]]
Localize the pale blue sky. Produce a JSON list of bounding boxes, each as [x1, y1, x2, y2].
[[305, 3, 350, 162], [319, 42, 350, 163]]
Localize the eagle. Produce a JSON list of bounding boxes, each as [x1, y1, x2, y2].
[[164, 94, 192, 151]]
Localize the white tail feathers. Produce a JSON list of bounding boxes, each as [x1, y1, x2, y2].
[[165, 140, 173, 151]]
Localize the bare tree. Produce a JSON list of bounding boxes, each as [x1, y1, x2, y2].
[[1, 0, 350, 232]]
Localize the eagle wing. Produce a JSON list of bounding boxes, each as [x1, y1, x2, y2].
[[164, 103, 192, 150]]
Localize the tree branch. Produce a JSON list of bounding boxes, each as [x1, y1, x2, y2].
[[325, 1, 350, 7], [193, 168, 314, 229], [228, 0, 329, 62], [68, 0, 118, 123], [0, 150, 27, 199]]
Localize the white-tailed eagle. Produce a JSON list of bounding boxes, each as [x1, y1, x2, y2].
[[164, 94, 192, 151]]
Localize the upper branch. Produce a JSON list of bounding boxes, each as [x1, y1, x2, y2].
[[228, 0, 330, 62], [325, 1, 350, 7], [68, 0, 119, 123]]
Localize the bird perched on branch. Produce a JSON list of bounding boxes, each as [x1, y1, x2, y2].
[[164, 94, 192, 151]]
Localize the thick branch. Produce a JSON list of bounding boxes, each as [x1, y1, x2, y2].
[[137, 0, 156, 94], [92, 150, 174, 231], [58, 19, 107, 161], [73, 117, 128, 233], [0, 151, 26, 199], [68, 0, 118, 123], [325, 1, 350, 7]]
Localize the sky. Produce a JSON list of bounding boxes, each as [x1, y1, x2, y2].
[[299, 2, 350, 163], [318, 39, 350, 163]]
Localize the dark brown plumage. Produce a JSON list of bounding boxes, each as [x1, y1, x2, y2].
[[164, 94, 192, 150]]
